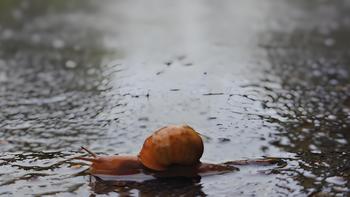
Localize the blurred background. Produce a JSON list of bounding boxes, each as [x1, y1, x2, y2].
[[0, 0, 349, 196]]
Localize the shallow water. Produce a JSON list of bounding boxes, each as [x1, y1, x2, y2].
[[0, 0, 349, 196]]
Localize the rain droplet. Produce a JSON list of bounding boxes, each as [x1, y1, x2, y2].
[[12, 9, 22, 20], [31, 34, 41, 43], [0, 72, 7, 82], [325, 176, 347, 185], [2, 29, 13, 39], [53, 39, 65, 49], [0, 59, 5, 68], [87, 68, 96, 75], [65, 60, 77, 68], [324, 38, 335, 47], [327, 115, 336, 120]]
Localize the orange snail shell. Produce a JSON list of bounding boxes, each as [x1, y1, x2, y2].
[[138, 125, 204, 171]]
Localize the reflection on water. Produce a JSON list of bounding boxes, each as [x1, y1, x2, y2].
[[90, 177, 205, 196], [0, 0, 349, 196]]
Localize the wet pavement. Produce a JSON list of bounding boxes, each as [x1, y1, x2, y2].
[[0, 0, 349, 196]]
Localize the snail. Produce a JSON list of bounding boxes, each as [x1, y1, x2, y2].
[[78, 124, 283, 178]]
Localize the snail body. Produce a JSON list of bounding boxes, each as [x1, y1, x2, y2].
[[79, 155, 142, 175]]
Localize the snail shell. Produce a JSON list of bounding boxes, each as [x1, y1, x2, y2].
[[138, 125, 204, 171]]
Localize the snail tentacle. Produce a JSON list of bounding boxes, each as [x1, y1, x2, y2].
[[76, 157, 101, 163], [81, 146, 97, 158]]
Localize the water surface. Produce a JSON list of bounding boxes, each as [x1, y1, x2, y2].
[[0, 0, 349, 196]]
